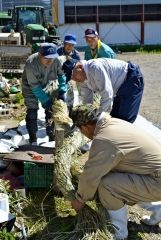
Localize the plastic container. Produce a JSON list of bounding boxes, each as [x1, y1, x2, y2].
[[0, 193, 9, 213]]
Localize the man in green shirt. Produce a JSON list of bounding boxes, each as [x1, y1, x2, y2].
[[84, 28, 115, 60]]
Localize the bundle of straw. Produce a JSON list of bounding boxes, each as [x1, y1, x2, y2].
[[54, 130, 87, 200], [52, 205, 111, 240], [51, 100, 73, 138], [52, 100, 72, 125], [53, 101, 111, 239]]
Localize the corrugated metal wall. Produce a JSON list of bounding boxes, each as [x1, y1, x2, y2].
[[59, 21, 161, 46], [145, 22, 161, 44], [100, 22, 141, 45], [59, 22, 142, 46], [57, 0, 161, 46]]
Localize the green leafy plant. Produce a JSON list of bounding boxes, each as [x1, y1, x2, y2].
[[10, 92, 24, 105], [0, 229, 15, 240]]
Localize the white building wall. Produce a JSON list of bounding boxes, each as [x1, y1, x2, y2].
[[99, 22, 140, 45], [144, 22, 161, 44], [59, 21, 161, 46], [59, 22, 141, 46], [59, 23, 95, 47], [58, 0, 161, 46]]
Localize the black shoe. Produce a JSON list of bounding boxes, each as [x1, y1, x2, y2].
[[29, 136, 37, 144], [48, 134, 55, 142]]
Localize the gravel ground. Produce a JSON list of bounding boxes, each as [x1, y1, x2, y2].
[[117, 53, 161, 128]]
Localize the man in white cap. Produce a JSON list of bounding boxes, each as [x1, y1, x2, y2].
[[84, 28, 115, 60], [22, 43, 67, 144]]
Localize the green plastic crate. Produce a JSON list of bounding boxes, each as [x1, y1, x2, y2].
[[24, 162, 54, 188]]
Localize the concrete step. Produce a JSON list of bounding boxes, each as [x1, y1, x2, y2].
[[0, 108, 11, 117]]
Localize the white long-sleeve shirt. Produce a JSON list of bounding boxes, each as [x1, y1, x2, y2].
[[79, 58, 128, 113]]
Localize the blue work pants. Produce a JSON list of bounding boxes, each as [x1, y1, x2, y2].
[[110, 62, 144, 123]]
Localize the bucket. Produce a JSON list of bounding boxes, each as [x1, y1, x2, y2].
[[0, 193, 9, 213]]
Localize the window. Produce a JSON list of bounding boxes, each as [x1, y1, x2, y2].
[[99, 5, 120, 22], [121, 5, 142, 21], [65, 4, 161, 23], [65, 6, 96, 23], [144, 4, 161, 21]]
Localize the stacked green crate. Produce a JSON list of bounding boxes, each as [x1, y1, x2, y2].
[[24, 162, 54, 188]]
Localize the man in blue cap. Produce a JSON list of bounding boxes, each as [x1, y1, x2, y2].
[[57, 34, 80, 61], [57, 34, 81, 114], [22, 43, 67, 144]]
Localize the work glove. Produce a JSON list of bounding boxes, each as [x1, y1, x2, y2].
[[57, 91, 67, 102], [42, 98, 52, 110]]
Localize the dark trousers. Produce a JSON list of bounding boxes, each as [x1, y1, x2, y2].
[[26, 109, 37, 143], [45, 108, 55, 141], [26, 108, 55, 143], [110, 62, 144, 123], [0, 217, 16, 232]]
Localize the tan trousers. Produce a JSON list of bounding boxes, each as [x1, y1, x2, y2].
[[98, 172, 161, 210]]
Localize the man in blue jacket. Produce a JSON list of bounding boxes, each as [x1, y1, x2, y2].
[[84, 28, 115, 60], [57, 34, 81, 114], [22, 43, 67, 144], [57, 34, 80, 61]]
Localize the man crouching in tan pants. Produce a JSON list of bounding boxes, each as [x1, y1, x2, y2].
[[70, 104, 161, 240]]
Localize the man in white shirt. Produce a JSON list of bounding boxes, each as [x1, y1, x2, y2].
[[63, 58, 144, 123]]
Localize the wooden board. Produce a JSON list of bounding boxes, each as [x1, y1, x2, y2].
[[3, 145, 55, 164]]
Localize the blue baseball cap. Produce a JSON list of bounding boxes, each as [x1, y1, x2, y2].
[[39, 43, 58, 58], [64, 34, 77, 45]]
